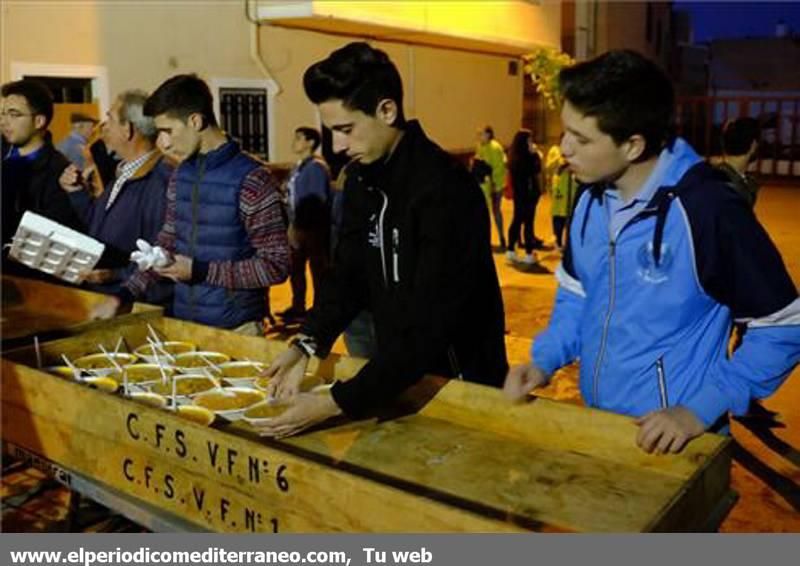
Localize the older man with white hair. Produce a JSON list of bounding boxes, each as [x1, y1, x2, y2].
[[59, 89, 173, 306]]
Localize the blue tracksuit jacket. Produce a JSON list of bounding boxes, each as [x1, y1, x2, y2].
[[532, 138, 800, 427]]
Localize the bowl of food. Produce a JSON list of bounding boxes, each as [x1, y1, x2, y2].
[[45, 365, 122, 392], [172, 351, 230, 374], [46, 365, 78, 379], [128, 391, 168, 408], [107, 364, 175, 385], [241, 399, 290, 427], [176, 405, 216, 427], [82, 376, 119, 393], [133, 341, 196, 363], [192, 387, 266, 421], [218, 360, 265, 387], [73, 352, 138, 375], [149, 374, 219, 397]]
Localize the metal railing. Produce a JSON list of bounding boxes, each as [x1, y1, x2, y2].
[[676, 96, 800, 179]]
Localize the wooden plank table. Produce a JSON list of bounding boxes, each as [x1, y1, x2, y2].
[[0, 314, 735, 532]]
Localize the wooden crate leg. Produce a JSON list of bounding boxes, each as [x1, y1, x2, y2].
[[65, 490, 82, 532]]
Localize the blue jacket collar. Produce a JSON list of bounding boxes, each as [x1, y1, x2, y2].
[[605, 137, 702, 206]]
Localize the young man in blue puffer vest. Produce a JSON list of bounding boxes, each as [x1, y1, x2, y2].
[[93, 75, 289, 334], [504, 50, 800, 454]]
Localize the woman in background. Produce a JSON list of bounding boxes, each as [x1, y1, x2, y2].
[[506, 129, 541, 266]]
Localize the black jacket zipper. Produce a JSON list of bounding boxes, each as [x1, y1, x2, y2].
[[392, 228, 400, 283]]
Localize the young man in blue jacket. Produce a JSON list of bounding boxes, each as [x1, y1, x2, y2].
[[504, 50, 800, 454]]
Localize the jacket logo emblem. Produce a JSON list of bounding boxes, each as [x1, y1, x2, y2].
[[636, 242, 673, 284]]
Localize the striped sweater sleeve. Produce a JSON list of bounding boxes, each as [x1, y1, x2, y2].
[[205, 167, 290, 289]]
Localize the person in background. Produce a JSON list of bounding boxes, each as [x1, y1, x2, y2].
[[58, 90, 173, 307], [1, 79, 84, 270], [279, 126, 332, 323], [57, 112, 98, 170], [91, 74, 289, 334], [329, 160, 377, 359], [544, 142, 563, 182], [505, 50, 799, 454], [475, 125, 507, 250], [550, 155, 579, 251], [505, 129, 541, 266], [88, 123, 122, 192], [716, 118, 763, 357], [717, 117, 761, 208]]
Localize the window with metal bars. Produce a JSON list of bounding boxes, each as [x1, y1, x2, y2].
[[23, 76, 92, 103], [219, 87, 269, 159]]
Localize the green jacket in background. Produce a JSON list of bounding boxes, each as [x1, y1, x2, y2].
[[475, 139, 506, 199], [550, 164, 578, 218]]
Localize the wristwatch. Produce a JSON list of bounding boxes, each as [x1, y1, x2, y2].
[[290, 335, 317, 358]]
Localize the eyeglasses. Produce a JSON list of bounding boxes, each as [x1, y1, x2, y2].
[[0, 110, 34, 120]]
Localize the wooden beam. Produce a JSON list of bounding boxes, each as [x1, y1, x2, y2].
[[2, 361, 526, 532], [1, 314, 733, 532]]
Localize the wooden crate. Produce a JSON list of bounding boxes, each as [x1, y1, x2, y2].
[[0, 315, 734, 532], [1, 275, 160, 349]]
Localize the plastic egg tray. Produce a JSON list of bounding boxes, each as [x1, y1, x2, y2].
[[8, 212, 105, 284]]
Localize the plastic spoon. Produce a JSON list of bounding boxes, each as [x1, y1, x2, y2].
[[122, 365, 129, 397], [60, 354, 84, 382], [171, 372, 178, 411], [147, 336, 175, 363], [146, 323, 163, 346], [199, 353, 222, 374], [98, 344, 124, 373], [155, 356, 170, 386], [200, 367, 224, 390], [34, 336, 42, 369]]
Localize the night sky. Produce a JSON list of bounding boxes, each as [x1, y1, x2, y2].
[[674, 1, 800, 42]]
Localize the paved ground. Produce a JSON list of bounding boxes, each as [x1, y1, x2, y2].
[[2, 185, 798, 532]]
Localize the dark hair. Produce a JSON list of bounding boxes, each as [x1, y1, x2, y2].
[[143, 74, 217, 127], [722, 117, 760, 156], [483, 125, 495, 139], [295, 126, 322, 151], [1, 79, 55, 128], [303, 42, 405, 126], [509, 129, 533, 166], [559, 50, 675, 160]]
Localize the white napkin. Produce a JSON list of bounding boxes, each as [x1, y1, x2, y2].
[[130, 239, 172, 271]]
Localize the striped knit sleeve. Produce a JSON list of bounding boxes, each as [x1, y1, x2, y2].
[[205, 167, 290, 289]]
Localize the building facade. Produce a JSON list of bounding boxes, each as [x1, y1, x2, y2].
[[1, 0, 561, 162]]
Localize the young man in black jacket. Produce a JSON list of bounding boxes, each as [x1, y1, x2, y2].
[[257, 42, 508, 438], [1, 80, 85, 270]]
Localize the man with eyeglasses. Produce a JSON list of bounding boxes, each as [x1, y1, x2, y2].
[[1, 79, 85, 271]]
